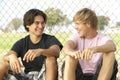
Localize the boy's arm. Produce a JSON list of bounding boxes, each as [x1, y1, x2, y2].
[[3, 50, 22, 73], [62, 40, 76, 57], [94, 40, 116, 53], [23, 44, 61, 62], [40, 44, 61, 58], [3, 50, 18, 62]]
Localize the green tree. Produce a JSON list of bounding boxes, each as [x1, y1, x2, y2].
[[6, 18, 22, 32], [116, 21, 120, 27], [0, 26, 4, 32], [45, 7, 71, 32], [97, 16, 110, 30]]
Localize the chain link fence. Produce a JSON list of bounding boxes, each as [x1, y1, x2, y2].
[[0, 0, 120, 79]]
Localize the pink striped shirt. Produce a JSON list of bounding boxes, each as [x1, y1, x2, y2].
[[69, 32, 113, 74]]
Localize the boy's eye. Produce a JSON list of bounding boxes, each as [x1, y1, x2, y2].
[[34, 21, 45, 25], [35, 22, 39, 25]]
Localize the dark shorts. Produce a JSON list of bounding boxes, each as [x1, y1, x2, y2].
[[62, 60, 118, 80], [76, 60, 118, 80]]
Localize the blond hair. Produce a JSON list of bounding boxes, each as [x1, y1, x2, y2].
[[73, 8, 98, 29]]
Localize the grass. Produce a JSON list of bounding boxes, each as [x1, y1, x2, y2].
[[0, 32, 27, 49], [0, 32, 120, 60], [0, 32, 119, 79], [109, 33, 120, 60], [0, 32, 71, 59]]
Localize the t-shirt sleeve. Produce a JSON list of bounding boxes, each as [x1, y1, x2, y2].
[[11, 39, 23, 57], [101, 34, 114, 44], [46, 36, 63, 50], [68, 32, 78, 46]]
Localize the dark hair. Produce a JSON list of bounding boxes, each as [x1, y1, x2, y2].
[[23, 9, 47, 31]]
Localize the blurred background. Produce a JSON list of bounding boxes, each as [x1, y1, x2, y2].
[[0, 0, 120, 79]]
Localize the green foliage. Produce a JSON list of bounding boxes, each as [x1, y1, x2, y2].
[[97, 16, 110, 30], [45, 7, 71, 32], [5, 18, 22, 32], [116, 21, 120, 27]]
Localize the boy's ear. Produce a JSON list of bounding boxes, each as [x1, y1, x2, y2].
[[26, 25, 29, 28]]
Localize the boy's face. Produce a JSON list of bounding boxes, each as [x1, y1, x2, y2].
[[27, 15, 45, 36], [74, 20, 90, 38]]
